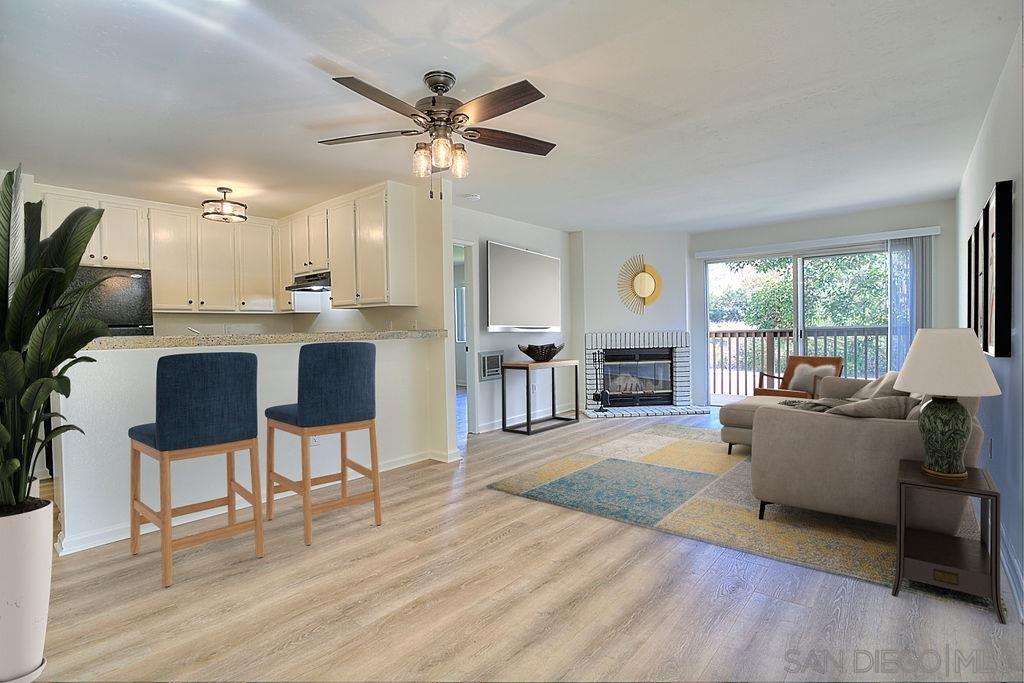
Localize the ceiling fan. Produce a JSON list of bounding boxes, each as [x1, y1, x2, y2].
[[319, 70, 555, 178]]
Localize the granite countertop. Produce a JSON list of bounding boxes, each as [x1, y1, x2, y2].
[[85, 329, 446, 351]]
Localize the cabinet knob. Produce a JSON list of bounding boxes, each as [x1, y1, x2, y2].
[[102, 255, 108, 260], [356, 293, 361, 298], [188, 299, 193, 305], [200, 301, 205, 306], [241, 301, 246, 306], [88, 254, 95, 259]]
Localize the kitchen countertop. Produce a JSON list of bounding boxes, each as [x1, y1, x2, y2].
[[85, 329, 446, 351]]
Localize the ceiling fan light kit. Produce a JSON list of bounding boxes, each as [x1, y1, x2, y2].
[[201, 186, 247, 223], [319, 69, 554, 187]]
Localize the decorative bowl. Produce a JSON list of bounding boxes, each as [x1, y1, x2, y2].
[[518, 343, 565, 362]]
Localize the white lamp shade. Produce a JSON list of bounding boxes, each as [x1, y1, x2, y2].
[[894, 328, 1001, 397]]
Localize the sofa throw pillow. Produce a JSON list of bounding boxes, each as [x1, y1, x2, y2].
[[788, 363, 839, 395], [826, 396, 920, 419], [780, 398, 856, 412], [851, 371, 907, 399]]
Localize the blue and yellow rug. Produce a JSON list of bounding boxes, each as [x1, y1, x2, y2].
[[489, 425, 898, 585]]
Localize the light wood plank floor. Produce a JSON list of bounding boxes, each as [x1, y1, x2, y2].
[[45, 413, 1023, 681]]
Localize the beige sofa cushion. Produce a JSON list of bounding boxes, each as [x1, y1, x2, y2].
[[851, 371, 907, 399], [826, 396, 920, 419], [719, 396, 792, 430]]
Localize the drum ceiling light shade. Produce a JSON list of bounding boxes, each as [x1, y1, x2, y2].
[[617, 254, 662, 315], [202, 187, 247, 223]]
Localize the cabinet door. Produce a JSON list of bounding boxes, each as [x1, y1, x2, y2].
[[307, 209, 329, 270], [328, 201, 357, 307], [238, 223, 274, 312], [149, 209, 195, 311], [98, 201, 148, 268], [197, 221, 237, 311], [43, 192, 101, 265], [291, 216, 309, 274], [276, 222, 294, 311], [355, 190, 388, 304]]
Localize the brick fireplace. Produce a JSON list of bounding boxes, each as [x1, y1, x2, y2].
[[584, 331, 709, 417]]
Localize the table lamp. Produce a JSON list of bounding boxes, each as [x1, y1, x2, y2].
[[894, 328, 1001, 479]]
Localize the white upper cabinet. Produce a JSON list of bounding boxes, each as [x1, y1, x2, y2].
[[291, 216, 309, 274], [40, 190, 148, 268], [275, 221, 294, 311], [149, 208, 196, 311], [328, 181, 417, 309], [238, 222, 274, 312], [98, 200, 148, 268], [197, 221, 237, 311], [307, 209, 329, 271], [327, 200, 357, 307]]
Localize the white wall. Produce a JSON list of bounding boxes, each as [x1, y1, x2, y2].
[[686, 198, 959, 404], [453, 207, 575, 432], [956, 23, 1023, 615]]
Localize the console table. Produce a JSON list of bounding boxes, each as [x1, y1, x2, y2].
[[892, 459, 1004, 623], [501, 360, 579, 435]]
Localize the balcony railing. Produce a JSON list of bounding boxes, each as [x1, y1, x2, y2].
[[709, 325, 888, 402]]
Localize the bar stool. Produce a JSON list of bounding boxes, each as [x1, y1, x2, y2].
[[265, 342, 381, 545], [128, 352, 264, 587]]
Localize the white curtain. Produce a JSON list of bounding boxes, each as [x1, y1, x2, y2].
[[888, 236, 932, 369]]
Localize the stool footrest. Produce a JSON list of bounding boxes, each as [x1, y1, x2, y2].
[[312, 491, 375, 515], [133, 500, 162, 527], [173, 496, 229, 518], [172, 520, 256, 552], [345, 460, 372, 478], [270, 471, 302, 494], [230, 482, 255, 505]]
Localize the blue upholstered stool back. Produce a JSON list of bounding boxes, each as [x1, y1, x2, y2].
[[297, 342, 376, 428], [154, 352, 258, 451]]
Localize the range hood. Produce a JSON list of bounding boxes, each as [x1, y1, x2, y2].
[[286, 271, 331, 292]]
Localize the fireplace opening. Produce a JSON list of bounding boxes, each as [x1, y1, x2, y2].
[[602, 347, 673, 406]]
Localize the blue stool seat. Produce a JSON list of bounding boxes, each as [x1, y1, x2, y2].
[[265, 403, 299, 426], [265, 342, 381, 545], [128, 423, 158, 449]]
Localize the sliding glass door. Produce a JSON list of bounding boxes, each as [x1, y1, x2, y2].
[[798, 248, 889, 379]]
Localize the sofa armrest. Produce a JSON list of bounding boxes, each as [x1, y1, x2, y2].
[[817, 376, 869, 399]]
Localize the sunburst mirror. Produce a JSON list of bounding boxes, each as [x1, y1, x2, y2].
[[617, 254, 662, 315]]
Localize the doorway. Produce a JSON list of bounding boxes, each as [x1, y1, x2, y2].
[[452, 243, 472, 451]]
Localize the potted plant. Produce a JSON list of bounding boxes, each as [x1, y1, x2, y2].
[[0, 165, 108, 683]]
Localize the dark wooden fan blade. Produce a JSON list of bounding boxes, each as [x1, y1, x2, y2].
[[463, 128, 555, 156], [318, 130, 423, 145], [333, 77, 425, 121], [454, 80, 544, 124]]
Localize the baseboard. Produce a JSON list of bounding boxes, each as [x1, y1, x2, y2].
[[476, 403, 578, 433], [1000, 526, 1024, 622], [428, 449, 463, 463], [55, 449, 436, 556]]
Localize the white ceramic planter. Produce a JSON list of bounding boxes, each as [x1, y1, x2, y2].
[[0, 499, 52, 683]]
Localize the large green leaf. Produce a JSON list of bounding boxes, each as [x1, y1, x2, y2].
[[0, 459, 19, 479], [33, 423, 83, 457], [20, 377, 60, 414], [56, 355, 95, 377], [24, 308, 61, 381], [54, 318, 108, 365], [0, 169, 14, 318], [23, 200, 42, 273], [38, 206, 103, 306], [0, 350, 25, 398], [7, 168, 24, 309], [5, 268, 61, 350], [0, 422, 9, 447]]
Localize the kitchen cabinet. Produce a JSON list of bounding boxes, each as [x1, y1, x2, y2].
[[150, 208, 196, 311], [41, 191, 148, 268], [238, 221, 274, 312], [197, 220, 237, 311], [329, 181, 416, 309], [291, 209, 329, 275], [275, 222, 294, 311]]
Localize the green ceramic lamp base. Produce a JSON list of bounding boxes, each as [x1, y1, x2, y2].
[[918, 397, 971, 479]]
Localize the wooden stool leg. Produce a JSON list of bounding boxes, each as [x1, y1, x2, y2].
[[248, 439, 264, 559], [226, 451, 237, 525], [301, 434, 313, 546], [266, 422, 275, 520], [159, 454, 173, 587], [340, 431, 349, 499], [130, 445, 141, 555], [369, 421, 382, 526]]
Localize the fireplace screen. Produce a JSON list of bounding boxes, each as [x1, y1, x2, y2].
[[602, 348, 673, 406]]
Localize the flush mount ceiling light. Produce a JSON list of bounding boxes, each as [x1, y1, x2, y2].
[[202, 187, 247, 223], [318, 70, 555, 181]]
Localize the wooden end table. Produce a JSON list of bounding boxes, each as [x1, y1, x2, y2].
[[501, 360, 579, 435], [892, 459, 1005, 623]]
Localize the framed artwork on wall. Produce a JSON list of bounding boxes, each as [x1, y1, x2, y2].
[[966, 180, 1012, 357]]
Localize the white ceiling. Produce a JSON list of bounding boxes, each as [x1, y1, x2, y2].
[[1, 0, 1019, 232]]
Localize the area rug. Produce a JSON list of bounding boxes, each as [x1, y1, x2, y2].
[[489, 425, 900, 585]]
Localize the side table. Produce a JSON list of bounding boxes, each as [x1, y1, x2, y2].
[[501, 360, 579, 435], [892, 459, 1005, 623]]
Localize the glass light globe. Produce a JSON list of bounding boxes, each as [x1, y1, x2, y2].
[[412, 143, 431, 177], [431, 135, 452, 169], [451, 143, 469, 178]]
